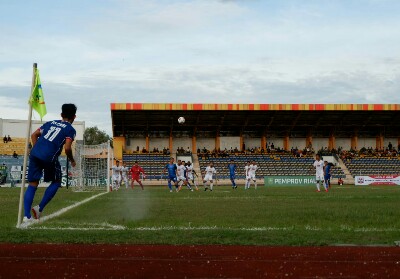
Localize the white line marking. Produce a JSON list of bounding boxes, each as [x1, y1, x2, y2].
[[18, 192, 108, 229]]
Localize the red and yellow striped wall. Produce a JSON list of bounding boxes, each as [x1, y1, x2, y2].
[[111, 103, 400, 111]]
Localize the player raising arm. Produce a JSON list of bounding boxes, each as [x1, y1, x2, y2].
[[23, 104, 77, 223], [203, 162, 216, 191], [313, 154, 325, 192], [163, 157, 179, 192], [130, 161, 145, 190]]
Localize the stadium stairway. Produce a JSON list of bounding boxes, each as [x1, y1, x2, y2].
[[191, 153, 202, 180], [337, 157, 355, 184]]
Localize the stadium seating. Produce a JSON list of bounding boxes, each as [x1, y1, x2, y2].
[[198, 153, 346, 179], [122, 154, 173, 180], [0, 138, 26, 156], [344, 157, 400, 177]]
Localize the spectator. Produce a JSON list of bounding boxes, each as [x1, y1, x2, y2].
[[187, 147, 191, 154], [136, 146, 139, 152], [388, 142, 393, 150], [197, 148, 201, 154], [271, 143, 275, 150], [338, 178, 344, 185], [141, 147, 147, 153], [13, 151, 18, 159], [7, 135, 12, 142], [3, 136, 7, 143]]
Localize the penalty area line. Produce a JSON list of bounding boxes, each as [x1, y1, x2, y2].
[[18, 191, 109, 229]]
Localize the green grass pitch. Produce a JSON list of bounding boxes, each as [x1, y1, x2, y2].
[[0, 185, 399, 245]]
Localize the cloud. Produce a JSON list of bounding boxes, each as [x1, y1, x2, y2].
[[1, 0, 400, 135]]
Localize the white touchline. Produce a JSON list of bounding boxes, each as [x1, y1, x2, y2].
[[18, 192, 109, 229]]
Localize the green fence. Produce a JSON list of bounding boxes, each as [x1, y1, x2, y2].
[[264, 176, 316, 186]]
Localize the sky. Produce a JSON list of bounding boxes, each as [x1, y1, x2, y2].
[[1, 0, 400, 134]]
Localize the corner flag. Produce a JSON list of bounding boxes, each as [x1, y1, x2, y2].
[[30, 69, 47, 120]]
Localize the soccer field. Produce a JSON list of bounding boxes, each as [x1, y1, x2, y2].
[[1, 185, 399, 245]]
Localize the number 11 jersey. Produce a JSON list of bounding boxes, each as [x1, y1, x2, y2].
[[31, 120, 76, 162]]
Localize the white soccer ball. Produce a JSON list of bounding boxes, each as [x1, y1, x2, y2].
[[178, 117, 185, 124]]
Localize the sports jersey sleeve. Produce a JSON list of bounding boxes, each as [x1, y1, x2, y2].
[[66, 126, 76, 142]]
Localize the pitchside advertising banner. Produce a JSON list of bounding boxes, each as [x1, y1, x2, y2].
[[264, 176, 316, 186], [355, 175, 400, 186]]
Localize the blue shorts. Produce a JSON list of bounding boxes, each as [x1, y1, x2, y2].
[[28, 155, 61, 183], [324, 175, 331, 181], [230, 174, 236, 180], [168, 175, 177, 182]]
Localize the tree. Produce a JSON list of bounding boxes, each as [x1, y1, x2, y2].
[[84, 126, 112, 146]]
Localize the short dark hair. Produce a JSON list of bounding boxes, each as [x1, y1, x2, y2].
[[134, 161, 138, 164], [61, 104, 77, 120]]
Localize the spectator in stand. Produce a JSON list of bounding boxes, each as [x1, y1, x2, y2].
[[338, 178, 344, 185], [7, 135, 12, 142], [197, 148, 201, 154], [271, 143, 275, 150], [388, 142, 393, 150], [136, 146, 139, 152], [13, 151, 18, 159], [3, 136, 7, 143], [141, 147, 147, 153]]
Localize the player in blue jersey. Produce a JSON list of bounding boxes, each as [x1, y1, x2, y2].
[[323, 161, 332, 191], [23, 104, 77, 223], [228, 159, 237, 189], [163, 157, 178, 192]]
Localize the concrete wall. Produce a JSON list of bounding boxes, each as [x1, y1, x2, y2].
[[290, 138, 306, 149], [220, 136, 240, 150], [384, 138, 397, 149], [128, 137, 146, 151], [358, 138, 375, 149], [313, 138, 328, 151], [174, 137, 192, 152], [336, 138, 351, 150], [149, 138, 169, 150], [196, 138, 214, 151], [243, 137, 260, 150], [0, 118, 85, 140], [267, 138, 283, 149]]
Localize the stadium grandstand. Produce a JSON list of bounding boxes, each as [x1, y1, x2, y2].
[[111, 103, 400, 185]]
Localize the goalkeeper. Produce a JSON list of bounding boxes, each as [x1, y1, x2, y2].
[[23, 104, 77, 223]]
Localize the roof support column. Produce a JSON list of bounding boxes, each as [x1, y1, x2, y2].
[[192, 135, 197, 154], [283, 135, 290, 151], [215, 132, 220, 151], [261, 135, 267, 150], [306, 134, 313, 150], [351, 134, 358, 150], [329, 134, 335, 150], [145, 134, 149, 152], [376, 134, 384, 151], [169, 133, 173, 155]]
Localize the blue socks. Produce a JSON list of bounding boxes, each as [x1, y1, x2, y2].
[[168, 181, 172, 190], [39, 182, 61, 212], [24, 185, 37, 218]]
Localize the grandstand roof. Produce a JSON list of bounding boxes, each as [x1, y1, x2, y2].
[[111, 103, 400, 138]]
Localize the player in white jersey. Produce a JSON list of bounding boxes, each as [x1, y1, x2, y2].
[[244, 161, 251, 189], [111, 160, 122, 190], [313, 154, 325, 192], [203, 162, 216, 191], [185, 161, 198, 191], [121, 162, 130, 189], [248, 160, 258, 189], [177, 161, 193, 191]]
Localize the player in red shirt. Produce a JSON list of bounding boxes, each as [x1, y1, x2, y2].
[[130, 161, 145, 190]]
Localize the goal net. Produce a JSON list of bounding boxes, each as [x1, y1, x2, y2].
[[67, 141, 112, 192]]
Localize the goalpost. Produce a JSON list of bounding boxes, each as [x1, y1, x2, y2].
[[68, 141, 112, 192]]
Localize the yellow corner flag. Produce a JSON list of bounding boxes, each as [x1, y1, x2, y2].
[[30, 69, 47, 120]]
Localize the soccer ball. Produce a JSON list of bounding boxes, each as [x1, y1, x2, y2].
[[178, 117, 185, 124]]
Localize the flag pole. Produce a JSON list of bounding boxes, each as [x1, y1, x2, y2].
[[17, 63, 37, 228]]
